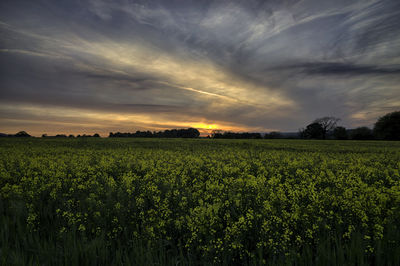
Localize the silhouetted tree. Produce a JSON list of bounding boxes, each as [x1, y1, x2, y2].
[[333, 126, 348, 140], [211, 131, 262, 139], [302, 122, 324, 139], [313, 117, 340, 139], [15, 131, 31, 137], [109, 128, 200, 138], [180, 128, 200, 138], [373, 111, 400, 140], [350, 127, 374, 140], [68, 134, 75, 138], [42, 134, 47, 138], [211, 130, 223, 139], [93, 133, 100, 137]]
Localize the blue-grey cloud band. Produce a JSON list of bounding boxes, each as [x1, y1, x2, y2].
[[0, 0, 399, 135]]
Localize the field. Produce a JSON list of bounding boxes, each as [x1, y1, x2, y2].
[[1, 138, 399, 265]]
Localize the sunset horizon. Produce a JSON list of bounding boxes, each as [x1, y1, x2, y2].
[[1, 1, 400, 263], [1, 0, 399, 136]]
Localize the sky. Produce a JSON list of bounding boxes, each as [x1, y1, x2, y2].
[[1, 0, 399, 136]]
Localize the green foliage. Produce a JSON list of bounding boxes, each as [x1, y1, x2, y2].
[[1, 138, 399, 265]]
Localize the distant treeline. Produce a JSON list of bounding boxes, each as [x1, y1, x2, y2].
[[212, 132, 262, 139], [0, 131, 32, 138], [109, 128, 200, 138], [0, 132, 101, 138], [42, 133, 100, 138], [297, 111, 399, 140], [1, 111, 398, 140], [212, 131, 289, 139]]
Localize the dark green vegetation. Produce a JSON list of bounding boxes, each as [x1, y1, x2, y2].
[[374, 111, 400, 140], [1, 138, 400, 265]]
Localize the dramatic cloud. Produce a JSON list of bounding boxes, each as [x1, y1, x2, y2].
[[270, 62, 400, 76], [0, 0, 399, 136]]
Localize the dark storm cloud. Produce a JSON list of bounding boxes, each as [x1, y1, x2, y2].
[[83, 74, 149, 84], [269, 62, 400, 76], [1, 0, 399, 135]]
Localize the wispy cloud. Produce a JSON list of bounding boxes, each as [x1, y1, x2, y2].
[[0, 0, 399, 135], [270, 62, 400, 76]]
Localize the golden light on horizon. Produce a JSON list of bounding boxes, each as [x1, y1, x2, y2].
[[0, 103, 264, 137], [1, 1, 399, 137], [191, 123, 219, 130], [0, 25, 301, 136]]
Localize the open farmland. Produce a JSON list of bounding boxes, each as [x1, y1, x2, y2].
[[1, 138, 399, 265]]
